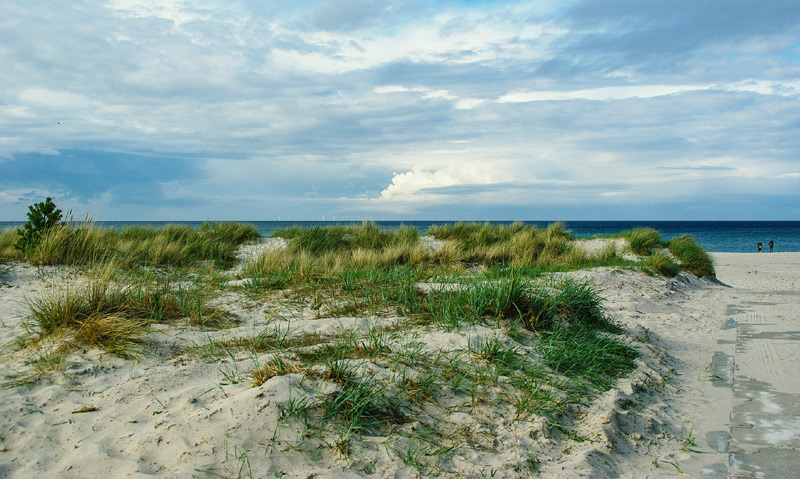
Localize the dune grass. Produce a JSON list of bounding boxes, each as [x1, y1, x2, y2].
[[24, 263, 233, 358], [538, 325, 639, 390], [411, 276, 613, 332], [3, 221, 258, 268], [427, 221, 575, 267], [10, 221, 709, 372], [245, 221, 632, 297], [7, 219, 705, 466], [599, 227, 714, 277], [274, 222, 418, 256], [239, 221, 714, 332], [622, 227, 664, 256], [260, 274, 637, 456], [0, 228, 19, 259], [668, 235, 715, 277], [641, 251, 681, 277], [235, 222, 642, 449]]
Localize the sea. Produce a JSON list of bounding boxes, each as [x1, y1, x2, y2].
[[1, 220, 798, 253]]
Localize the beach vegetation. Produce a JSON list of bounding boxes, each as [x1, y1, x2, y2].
[[622, 227, 664, 256], [274, 221, 397, 255], [538, 325, 638, 390], [257, 273, 635, 459], [642, 252, 680, 277], [24, 263, 233, 358], [0, 228, 19, 260], [14, 197, 63, 255], [426, 221, 573, 267], [251, 356, 300, 386], [1, 341, 71, 388], [3, 220, 258, 268], [667, 235, 715, 277], [4, 218, 713, 473]]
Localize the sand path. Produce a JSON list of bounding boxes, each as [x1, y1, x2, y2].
[[652, 253, 800, 478]]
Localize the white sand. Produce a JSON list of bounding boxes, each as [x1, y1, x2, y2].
[[1, 252, 798, 478]]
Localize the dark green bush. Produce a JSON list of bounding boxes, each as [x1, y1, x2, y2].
[[15, 198, 62, 254]]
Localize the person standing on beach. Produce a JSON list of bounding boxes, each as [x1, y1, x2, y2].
[[769, 240, 774, 252], [758, 241, 762, 252]]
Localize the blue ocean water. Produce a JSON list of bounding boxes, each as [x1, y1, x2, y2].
[[1, 220, 798, 253]]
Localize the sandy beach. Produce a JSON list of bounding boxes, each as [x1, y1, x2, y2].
[[1, 250, 798, 478], [535, 252, 800, 478]]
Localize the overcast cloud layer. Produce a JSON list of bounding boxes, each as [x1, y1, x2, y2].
[[1, 0, 799, 220]]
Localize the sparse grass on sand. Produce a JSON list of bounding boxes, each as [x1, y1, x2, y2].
[[22, 262, 233, 359], [3, 220, 717, 473], [209, 222, 651, 457]]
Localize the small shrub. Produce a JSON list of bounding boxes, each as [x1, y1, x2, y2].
[[14, 198, 63, 254]]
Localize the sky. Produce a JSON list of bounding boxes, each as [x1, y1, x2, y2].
[[1, 0, 799, 221]]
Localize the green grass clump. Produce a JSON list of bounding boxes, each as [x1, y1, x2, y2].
[[421, 278, 533, 329], [667, 235, 715, 277], [623, 227, 664, 256], [283, 360, 407, 457], [416, 276, 613, 332], [543, 278, 615, 331], [642, 252, 680, 277], [538, 325, 639, 390]]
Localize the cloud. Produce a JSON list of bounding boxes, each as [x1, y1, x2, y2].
[[0, 0, 798, 220], [312, 0, 396, 31], [656, 165, 737, 172], [380, 169, 464, 201], [499, 84, 712, 102], [374, 84, 484, 109], [499, 81, 800, 103]]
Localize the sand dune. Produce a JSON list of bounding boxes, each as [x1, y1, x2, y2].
[[1, 252, 798, 478]]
